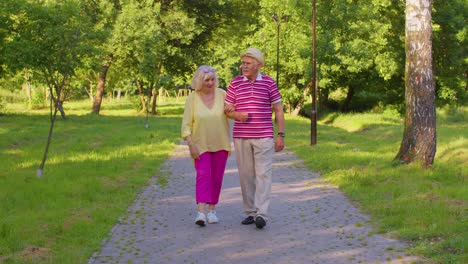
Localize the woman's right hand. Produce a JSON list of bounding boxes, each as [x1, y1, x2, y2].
[[224, 104, 235, 113]]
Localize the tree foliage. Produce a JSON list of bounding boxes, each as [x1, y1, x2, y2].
[[0, 0, 465, 113], [432, 0, 467, 106], [1, 0, 104, 175]]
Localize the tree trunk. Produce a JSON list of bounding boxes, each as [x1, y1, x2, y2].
[[117, 88, 121, 101], [92, 55, 113, 114], [56, 99, 66, 119], [292, 80, 313, 116], [37, 108, 58, 177], [341, 84, 355, 113], [151, 88, 159, 114], [394, 0, 436, 167], [320, 87, 329, 110], [24, 70, 32, 109], [136, 79, 147, 113], [151, 62, 163, 115], [84, 79, 94, 102], [37, 84, 62, 177]]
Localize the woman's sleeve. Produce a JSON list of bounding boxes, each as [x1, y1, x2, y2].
[[181, 95, 193, 138], [220, 89, 226, 100]]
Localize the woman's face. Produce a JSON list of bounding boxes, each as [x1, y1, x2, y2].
[[202, 74, 216, 90]]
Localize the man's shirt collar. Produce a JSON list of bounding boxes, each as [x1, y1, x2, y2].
[[243, 73, 263, 82]]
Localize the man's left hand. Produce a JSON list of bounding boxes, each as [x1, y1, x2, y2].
[[275, 137, 284, 152]]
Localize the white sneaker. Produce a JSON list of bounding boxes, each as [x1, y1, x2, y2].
[[195, 212, 206, 226], [207, 211, 219, 223]]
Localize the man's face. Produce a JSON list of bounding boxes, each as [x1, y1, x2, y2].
[[241, 56, 260, 80]]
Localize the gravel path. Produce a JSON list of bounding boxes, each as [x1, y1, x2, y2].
[[89, 143, 420, 264]]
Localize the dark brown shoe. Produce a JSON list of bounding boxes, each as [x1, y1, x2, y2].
[[241, 216, 255, 225], [255, 216, 266, 229]]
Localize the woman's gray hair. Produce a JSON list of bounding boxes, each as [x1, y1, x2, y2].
[[191, 65, 219, 91]]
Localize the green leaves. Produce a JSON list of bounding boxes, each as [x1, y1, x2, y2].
[[1, 0, 464, 112], [3, 0, 103, 86]]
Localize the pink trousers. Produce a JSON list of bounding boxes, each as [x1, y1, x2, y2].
[[194, 150, 228, 204]]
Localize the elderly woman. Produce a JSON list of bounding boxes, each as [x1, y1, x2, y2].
[[181, 65, 231, 227]]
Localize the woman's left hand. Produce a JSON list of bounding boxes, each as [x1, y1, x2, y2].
[[189, 145, 200, 159]]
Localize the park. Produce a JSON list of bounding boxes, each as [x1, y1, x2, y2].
[[0, 0, 466, 263]]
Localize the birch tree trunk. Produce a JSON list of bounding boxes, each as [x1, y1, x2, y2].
[[85, 78, 94, 102], [117, 88, 121, 101], [394, 0, 436, 167]]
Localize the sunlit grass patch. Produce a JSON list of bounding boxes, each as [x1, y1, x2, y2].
[[0, 98, 184, 263], [320, 112, 402, 132], [287, 108, 467, 263]]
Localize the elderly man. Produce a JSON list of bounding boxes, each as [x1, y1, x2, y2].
[[225, 47, 285, 229]]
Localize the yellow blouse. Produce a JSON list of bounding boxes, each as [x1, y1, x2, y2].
[[181, 88, 231, 156]]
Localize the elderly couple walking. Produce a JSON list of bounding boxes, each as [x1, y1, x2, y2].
[[181, 47, 285, 229]]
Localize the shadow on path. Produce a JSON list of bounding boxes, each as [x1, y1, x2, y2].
[[89, 144, 420, 264]]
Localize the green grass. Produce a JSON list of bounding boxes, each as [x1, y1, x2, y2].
[[0, 98, 182, 263], [1, 98, 466, 263], [287, 107, 467, 264]]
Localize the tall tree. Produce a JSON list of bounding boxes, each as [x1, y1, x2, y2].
[[315, 0, 405, 112], [395, 0, 436, 167], [198, 0, 260, 85], [3, 0, 102, 175], [109, 0, 198, 114], [234, 0, 406, 114], [90, 0, 121, 114]]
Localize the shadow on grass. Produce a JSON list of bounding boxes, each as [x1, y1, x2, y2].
[[287, 115, 466, 169], [0, 112, 183, 263], [284, 115, 467, 264]]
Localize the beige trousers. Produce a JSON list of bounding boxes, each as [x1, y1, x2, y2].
[[234, 138, 274, 220]]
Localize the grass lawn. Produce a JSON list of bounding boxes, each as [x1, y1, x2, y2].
[[0, 98, 466, 263], [0, 98, 183, 263], [286, 107, 467, 264]]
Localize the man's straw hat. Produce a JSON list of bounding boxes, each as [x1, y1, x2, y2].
[[240, 48, 264, 66]]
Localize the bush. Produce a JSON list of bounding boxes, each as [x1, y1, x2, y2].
[[371, 102, 404, 116], [299, 102, 333, 120], [0, 97, 5, 115], [281, 85, 304, 113], [30, 88, 47, 109], [0, 88, 26, 103], [438, 105, 467, 123], [129, 94, 146, 112], [347, 90, 382, 112]]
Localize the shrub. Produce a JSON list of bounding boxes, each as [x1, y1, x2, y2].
[[30, 87, 47, 109], [0, 97, 5, 115], [0, 88, 26, 103], [438, 105, 467, 123]]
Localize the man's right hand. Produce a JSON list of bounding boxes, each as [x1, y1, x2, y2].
[[235, 112, 249, 122]]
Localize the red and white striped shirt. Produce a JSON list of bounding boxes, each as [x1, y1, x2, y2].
[[225, 73, 282, 138]]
